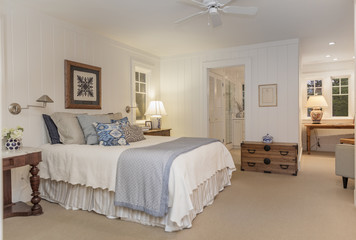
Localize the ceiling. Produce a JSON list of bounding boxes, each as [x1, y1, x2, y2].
[[2, 0, 354, 65]]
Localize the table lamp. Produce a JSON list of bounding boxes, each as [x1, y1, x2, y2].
[[306, 95, 328, 124], [145, 101, 167, 129]]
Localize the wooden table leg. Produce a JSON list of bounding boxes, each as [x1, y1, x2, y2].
[[307, 126, 311, 154], [29, 163, 42, 215]]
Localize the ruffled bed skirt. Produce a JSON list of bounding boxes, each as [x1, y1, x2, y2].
[[40, 168, 233, 232]]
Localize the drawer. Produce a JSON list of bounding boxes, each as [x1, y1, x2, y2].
[[241, 157, 297, 175], [3, 155, 26, 170], [257, 163, 297, 175], [242, 155, 296, 164], [242, 143, 297, 151], [241, 148, 297, 161], [144, 130, 171, 136], [241, 161, 258, 171]]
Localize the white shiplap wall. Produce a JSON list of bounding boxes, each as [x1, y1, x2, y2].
[[0, 4, 160, 201], [161, 40, 299, 144]]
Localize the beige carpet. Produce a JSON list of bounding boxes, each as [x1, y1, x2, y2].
[[3, 151, 356, 240]]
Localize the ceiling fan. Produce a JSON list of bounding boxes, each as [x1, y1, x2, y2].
[[175, 0, 258, 27]]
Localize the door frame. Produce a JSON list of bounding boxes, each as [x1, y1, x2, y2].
[[202, 57, 252, 139], [208, 71, 225, 143]]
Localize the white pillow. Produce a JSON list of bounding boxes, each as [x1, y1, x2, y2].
[[108, 112, 123, 121], [51, 112, 86, 144]]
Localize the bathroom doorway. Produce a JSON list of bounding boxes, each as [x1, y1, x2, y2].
[[208, 65, 245, 149]]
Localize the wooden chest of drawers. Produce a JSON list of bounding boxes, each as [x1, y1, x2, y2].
[[241, 141, 298, 176]]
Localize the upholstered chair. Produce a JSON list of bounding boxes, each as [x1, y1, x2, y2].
[[335, 144, 355, 189]]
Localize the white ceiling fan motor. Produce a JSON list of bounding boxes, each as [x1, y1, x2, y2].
[[175, 0, 258, 27]]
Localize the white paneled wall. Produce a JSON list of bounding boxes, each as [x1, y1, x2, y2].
[[0, 5, 160, 201], [161, 40, 299, 144], [1, 5, 160, 147]]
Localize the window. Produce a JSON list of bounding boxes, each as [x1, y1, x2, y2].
[[307, 80, 322, 116], [135, 71, 147, 121], [332, 77, 349, 117]]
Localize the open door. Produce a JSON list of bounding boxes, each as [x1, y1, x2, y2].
[[209, 71, 225, 143]]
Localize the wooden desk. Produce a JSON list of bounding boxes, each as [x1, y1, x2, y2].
[[340, 138, 355, 145], [2, 147, 43, 218], [305, 124, 354, 154]]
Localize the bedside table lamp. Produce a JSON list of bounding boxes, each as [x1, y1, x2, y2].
[[145, 101, 167, 129], [306, 95, 328, 124]]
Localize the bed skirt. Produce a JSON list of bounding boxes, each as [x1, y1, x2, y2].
[[40, 167, 233, 232]]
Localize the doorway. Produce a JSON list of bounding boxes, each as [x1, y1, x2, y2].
[[208, 65, 245, 149]]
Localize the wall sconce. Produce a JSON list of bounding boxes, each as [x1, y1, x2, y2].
[[8, 95, 54, 115], [125, 105, 137, 113]]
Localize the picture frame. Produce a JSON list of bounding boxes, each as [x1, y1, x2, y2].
[[145, 121, 152, 130], [65, 60, 101, 109], [259, 84, 277, 107]]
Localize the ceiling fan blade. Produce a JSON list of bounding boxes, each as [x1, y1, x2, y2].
[[221, 6, 258, 15], [174, 10, 209, 24], [217, 0, 232, 6], [209, 10, 222, 27], [189, 0, 209, 7]]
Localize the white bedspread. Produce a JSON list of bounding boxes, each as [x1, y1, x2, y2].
[[39, 136, 236, 227]]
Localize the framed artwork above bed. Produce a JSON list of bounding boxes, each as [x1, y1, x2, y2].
[[65, 60, 101, 109]]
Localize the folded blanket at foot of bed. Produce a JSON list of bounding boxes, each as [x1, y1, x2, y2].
[[114, 137, 219, 217]]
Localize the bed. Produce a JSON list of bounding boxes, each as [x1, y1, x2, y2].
[[38, 112, 236, 231], [39, 135, 235, 231]]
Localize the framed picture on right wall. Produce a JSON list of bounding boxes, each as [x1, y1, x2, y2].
[[259, 84, 277, 107]]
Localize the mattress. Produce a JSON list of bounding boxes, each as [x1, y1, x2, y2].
[[39, 136, 236, 231]]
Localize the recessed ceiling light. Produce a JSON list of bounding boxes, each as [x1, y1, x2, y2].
[[333, 58, 338, 61], [329, 42, 336, 46], [353, 56, 355, 59], [325, 55, 331, 58]]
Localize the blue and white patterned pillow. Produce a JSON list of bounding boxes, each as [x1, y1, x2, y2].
[[111, 117, 130, 128], [93, 122, 129, 146]]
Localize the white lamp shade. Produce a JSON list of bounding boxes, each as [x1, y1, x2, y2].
[[306, 95, 328, 108], [145, 101, 167, 117]]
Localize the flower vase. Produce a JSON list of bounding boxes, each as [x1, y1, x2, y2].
[[5, 138, 21, 151]]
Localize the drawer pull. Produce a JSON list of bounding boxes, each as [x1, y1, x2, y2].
[[280, 165, 289, 169], [264, 145, 271, 151], [247, 149, 256, 154], [247, 162, 256, 167], [264, 158, 271, 165], [280, 151, 289, 156]]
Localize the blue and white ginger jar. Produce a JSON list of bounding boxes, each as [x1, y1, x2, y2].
[[262, 134, 273, 143], [5, 138, 21, 151]]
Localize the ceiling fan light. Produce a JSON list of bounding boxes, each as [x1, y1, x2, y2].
[[209, 7, 218, 15], [210, 11, 222, 27]]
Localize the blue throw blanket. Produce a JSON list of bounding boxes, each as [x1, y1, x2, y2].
[[114, 137, 219, 217]]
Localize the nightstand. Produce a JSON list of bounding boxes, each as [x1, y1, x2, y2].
[[2, 147, 43, 218], [144, 128, 171, 136]]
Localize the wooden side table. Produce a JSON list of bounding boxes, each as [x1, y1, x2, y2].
[[305, 124, 354, 154], [2, 147, 43, 218], [340, 138, 355, 145], [144, 128, 171, 136]]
